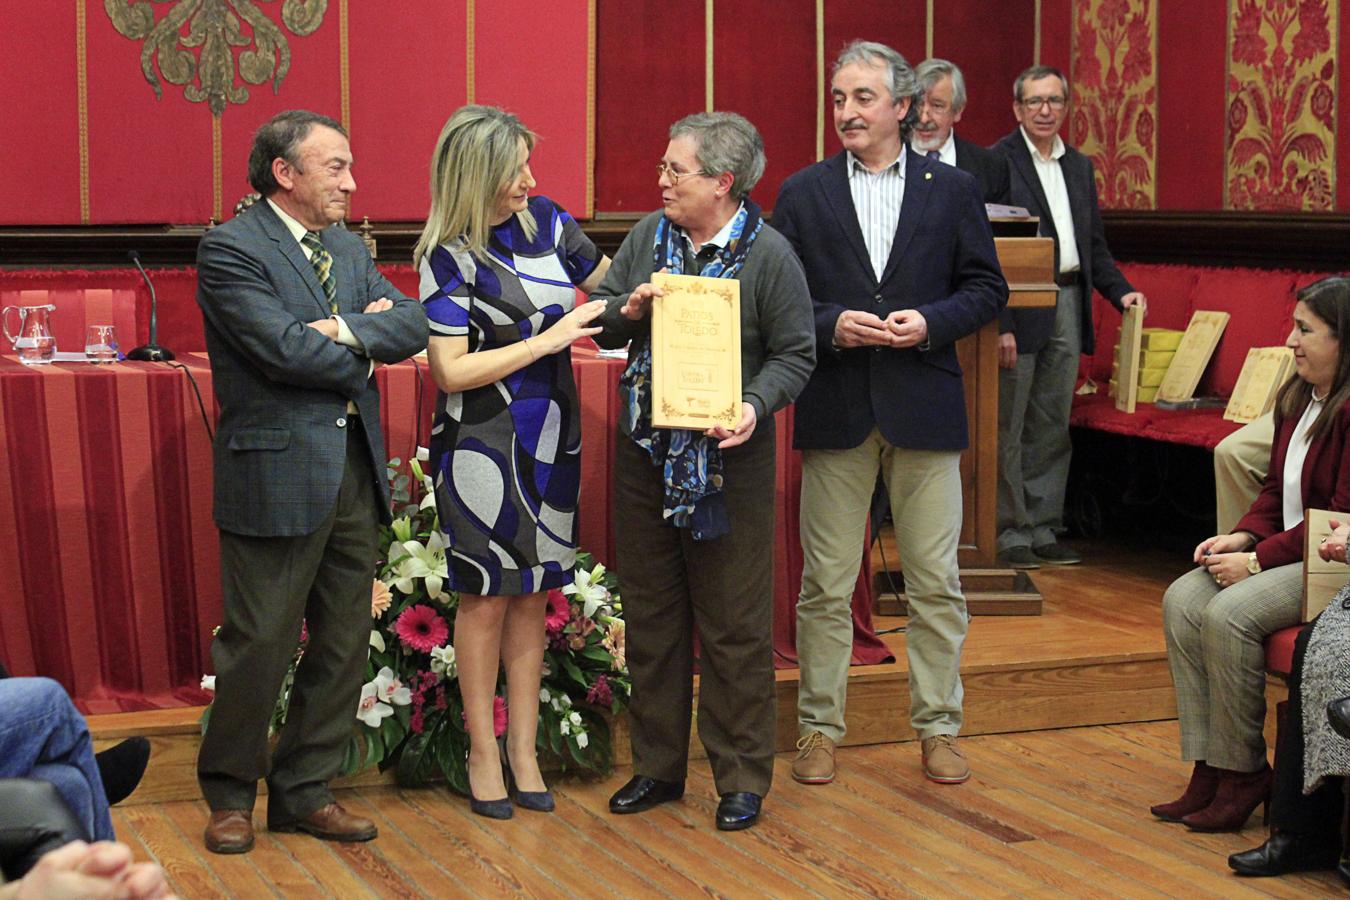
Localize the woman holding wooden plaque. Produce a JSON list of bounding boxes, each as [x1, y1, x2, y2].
[[1154, 275, 1350, 832], [591, 112, 815, 831]]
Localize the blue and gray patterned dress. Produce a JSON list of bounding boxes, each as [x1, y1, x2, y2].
[[419, 196, 600, 595]]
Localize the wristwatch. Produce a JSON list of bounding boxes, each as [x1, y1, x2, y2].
[[1246, 552, 1261, 575]]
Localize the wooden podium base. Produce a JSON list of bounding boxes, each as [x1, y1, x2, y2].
[[874, 567, 1044, 616]]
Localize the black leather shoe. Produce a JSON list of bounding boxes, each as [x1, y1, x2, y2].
[[715, 792, 762, 831], [608, 776, 684, 814], [1328, 696, 1350, 740], [1228, 832, 1339, 876]]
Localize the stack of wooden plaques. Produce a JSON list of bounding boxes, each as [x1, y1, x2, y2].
[[1111, 326, 1184, 406]]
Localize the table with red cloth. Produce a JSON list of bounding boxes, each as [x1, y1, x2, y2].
[[0, 348, 888, 713]]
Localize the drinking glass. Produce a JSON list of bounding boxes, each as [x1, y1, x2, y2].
[[85, 324, 118, 364]]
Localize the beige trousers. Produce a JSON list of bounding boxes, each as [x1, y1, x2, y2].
[[1214, 413, 1274, 533], [796, 428, 967, 742], [1162, 562, 1303, 771]]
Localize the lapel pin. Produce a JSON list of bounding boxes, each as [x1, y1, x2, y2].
[[924, 172, 933, 180]]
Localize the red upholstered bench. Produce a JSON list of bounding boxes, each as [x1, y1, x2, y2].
[[1071, 264, 1336, 450]]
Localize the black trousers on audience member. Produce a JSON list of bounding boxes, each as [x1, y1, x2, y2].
[[1269, 619, 1344, 834]]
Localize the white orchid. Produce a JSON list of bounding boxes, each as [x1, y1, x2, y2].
[[369, 630, 386, 653], [391, 530, 449, 601], [561, 563, 612, 618], [374, 666, 412, 706], [429, 644, 457, 679], [357, 682, 393, 727]]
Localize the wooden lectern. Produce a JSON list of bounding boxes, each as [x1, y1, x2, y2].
[[876, 234, 1055, 616]]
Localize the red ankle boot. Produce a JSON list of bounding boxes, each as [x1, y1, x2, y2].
[[1150, 761, 1219, 821], [1180, 764, 1272, 832]]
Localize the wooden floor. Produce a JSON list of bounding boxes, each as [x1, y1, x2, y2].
[[99, 539, 1336, 895], [113, 719, 1344, 898]]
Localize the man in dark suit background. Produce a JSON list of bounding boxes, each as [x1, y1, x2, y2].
[[195, 110, 428, 853], [774, 41, 1006, 788], [913, 58, 1010, 205], [993, 66, 1146, 570]]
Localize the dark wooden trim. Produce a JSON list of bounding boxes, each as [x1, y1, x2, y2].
[[1100, 210, 1350, 272], [4, 211, 1346, 272]]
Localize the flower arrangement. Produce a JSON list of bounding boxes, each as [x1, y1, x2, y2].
[[203, 451, 630, 796]]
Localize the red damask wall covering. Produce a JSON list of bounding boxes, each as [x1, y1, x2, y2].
[[0, 1, 1345, 225]]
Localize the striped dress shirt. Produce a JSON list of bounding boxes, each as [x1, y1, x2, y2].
[[846, 150, 906, 282]]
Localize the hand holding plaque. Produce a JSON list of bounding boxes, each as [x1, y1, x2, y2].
[[650, 272, 742, 430]]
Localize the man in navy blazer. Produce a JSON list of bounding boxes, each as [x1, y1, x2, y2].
[[912, 58, 1010, 205], [195, 111, 428, 853], [993, 66, 1146, 570], [774, 41, 1006, 788]]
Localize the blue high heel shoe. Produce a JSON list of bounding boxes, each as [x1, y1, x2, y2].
[[468, 757, 512, 820], [505, 753, 555, 813]]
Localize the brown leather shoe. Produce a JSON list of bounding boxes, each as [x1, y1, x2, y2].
[[271, 802, 377, 842], [922, 735, 971, 784], [791, 731, 836, 784], [204, 809, 255, 854]]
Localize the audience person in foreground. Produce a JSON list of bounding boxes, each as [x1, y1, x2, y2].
[[0, 840, 175, 900], [1228, 515, 1350, 882], [415, 105, 611, 820], [912, 58, 1010, 204], [195, 109, 428, 853], [776, 40, 1004, 787], [593, 111, 814, 831], [994, 65, 1146, 569], [1154, 275, 1350, 832]]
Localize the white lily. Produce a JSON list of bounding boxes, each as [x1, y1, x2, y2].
[[369, 630, 386, 653], [392, 531, 449, 600], [390, 516, 413, 545], [561, 565, 611, 618]]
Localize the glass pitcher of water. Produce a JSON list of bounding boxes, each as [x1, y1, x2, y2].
[[2, 303, 57, 365]]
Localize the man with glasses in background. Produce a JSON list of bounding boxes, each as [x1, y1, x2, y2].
[[994, 65, 1146, 570]]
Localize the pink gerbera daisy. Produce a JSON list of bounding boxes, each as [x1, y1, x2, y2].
[[461, 695, 510, 738], [394, 604, 448, 653], [545, 588, 570, 635]]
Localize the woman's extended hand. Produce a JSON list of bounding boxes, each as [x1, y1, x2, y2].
[[1192, 531, 1253, 565], [705, 402, 757, 449], [533, 299, 607, 355]]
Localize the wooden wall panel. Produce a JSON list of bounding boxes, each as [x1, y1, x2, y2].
[[712, 0, 818, 208], [475, 0, 592, 219], [1155, 0, 1227, 209], [931, 2, 1036, 146], [593, 0, 705, 213], [346, 1, 468, 224], [0, 6, 81, 223]]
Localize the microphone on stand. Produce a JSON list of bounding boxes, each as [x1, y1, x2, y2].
[[125, 250, 175, 361]]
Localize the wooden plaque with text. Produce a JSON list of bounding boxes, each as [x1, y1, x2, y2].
[[1157, 310, 1230, 403], [1224, 346, 1294, 423], [1115, 305, 1144, 413], [650, 272, 742, 430]]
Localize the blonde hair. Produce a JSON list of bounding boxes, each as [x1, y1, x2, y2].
[[414, 105, 537, 267]]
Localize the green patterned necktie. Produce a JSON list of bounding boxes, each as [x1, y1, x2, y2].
[[301, 230, 338, 313]]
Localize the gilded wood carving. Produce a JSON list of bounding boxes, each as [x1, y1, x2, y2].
[[105, 0, 328, 116]]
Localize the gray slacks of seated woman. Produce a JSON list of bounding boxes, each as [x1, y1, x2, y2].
[[1163, 563, 1304, 770], [613, 424, 778, 795]]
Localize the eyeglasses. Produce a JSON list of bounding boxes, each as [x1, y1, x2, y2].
[[657, 162, 712, 185], [1019, 96, 1066, 111]]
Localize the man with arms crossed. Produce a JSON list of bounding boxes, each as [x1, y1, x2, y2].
[[775, 41, 1006, 786], [195, 110, 428, 853]]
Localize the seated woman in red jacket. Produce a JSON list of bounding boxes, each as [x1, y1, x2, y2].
[[1152, 274, 1350, 832]]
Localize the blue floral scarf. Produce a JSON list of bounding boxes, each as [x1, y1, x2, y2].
[[618, 200, 763, 540]]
